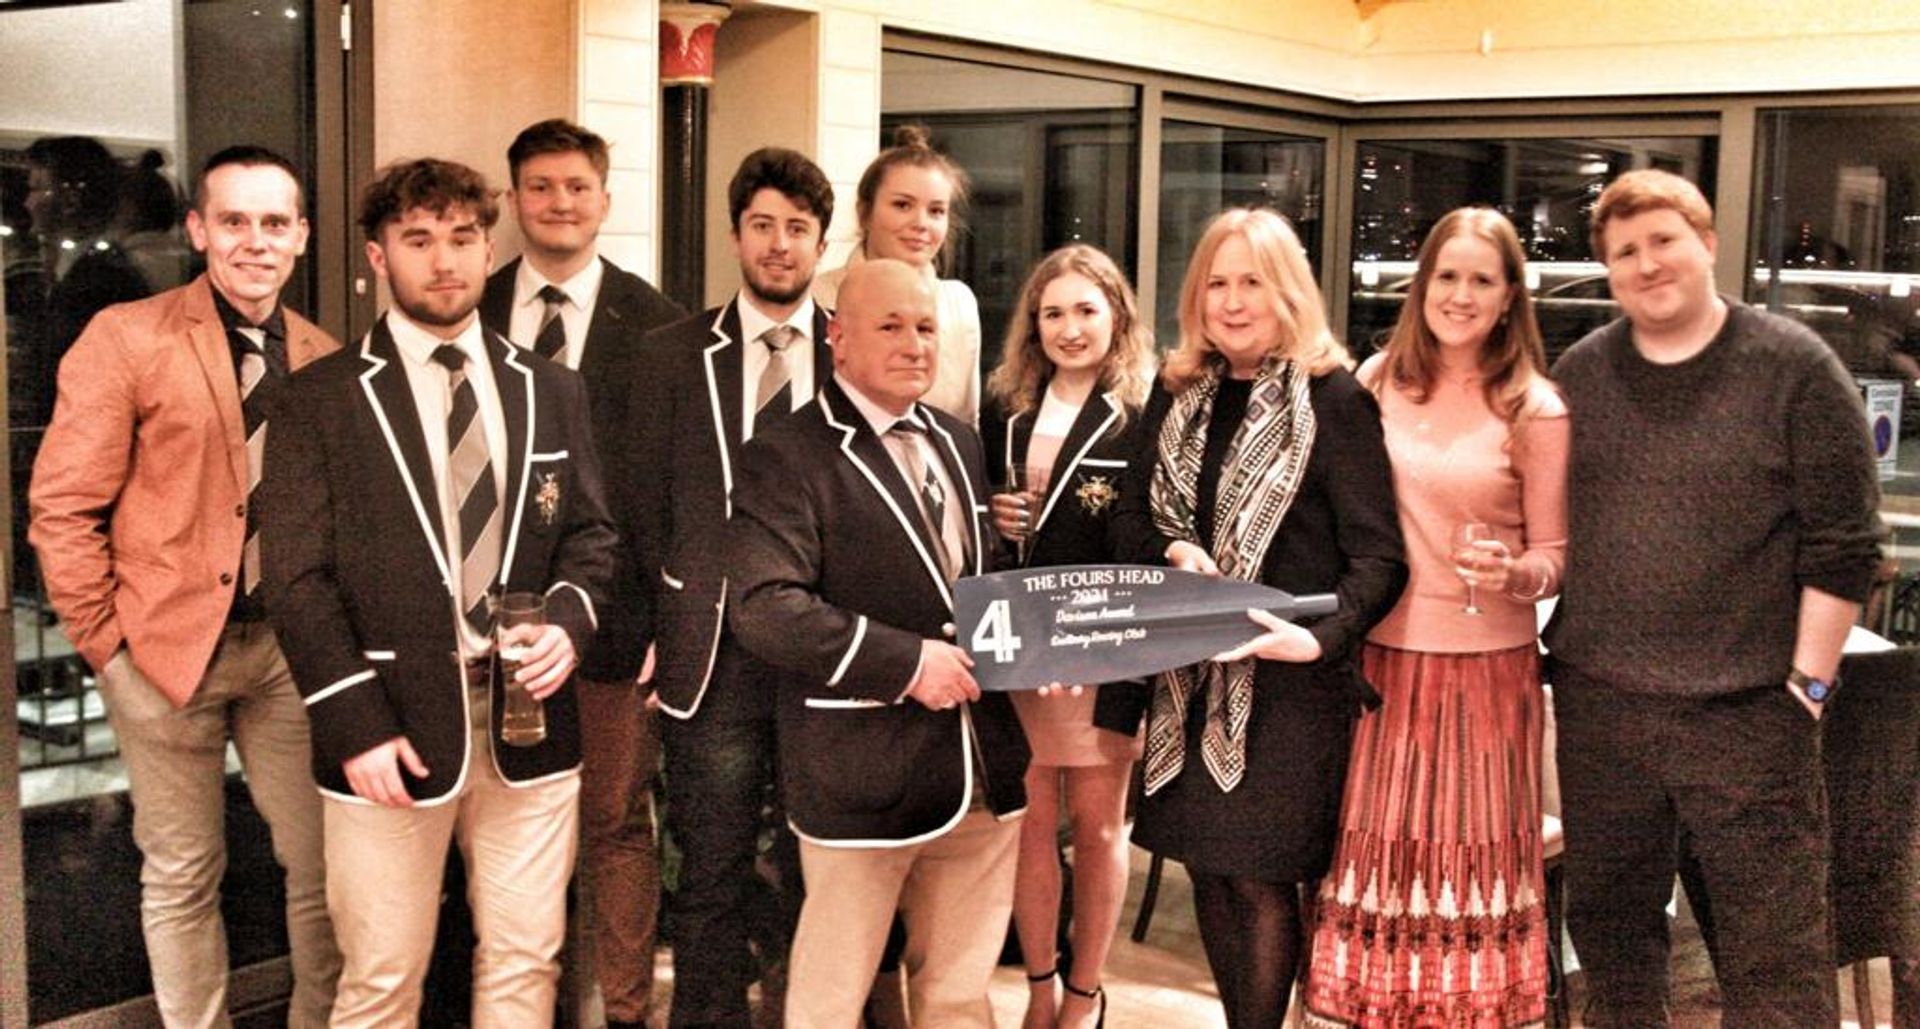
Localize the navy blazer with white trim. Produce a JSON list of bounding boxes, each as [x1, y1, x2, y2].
[[262, 315, 618, 803], [727, 378, 1030, 845]]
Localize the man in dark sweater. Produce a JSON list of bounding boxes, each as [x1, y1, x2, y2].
[[1545, 169, 1884, 1026]]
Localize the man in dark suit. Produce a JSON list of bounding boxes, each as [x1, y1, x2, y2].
[[262, 158, 616, 1028], [479, 118, 682, 1029], [624, 147, 835, 1028], [728, 259, 1030, 1028]]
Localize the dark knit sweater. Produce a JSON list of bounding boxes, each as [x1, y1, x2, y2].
[[1543, 300, 1884, 695]]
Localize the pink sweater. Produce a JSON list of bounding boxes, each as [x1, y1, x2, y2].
[[1358, 355, 1569, 654]]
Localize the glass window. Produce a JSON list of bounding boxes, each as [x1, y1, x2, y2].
[[1751, 105, 1920, 509], [2, 0, 319, 1019], [1157, 121, 1325, 348], [881, 51, 1139, 373], [1347, 135, 1717, 364]]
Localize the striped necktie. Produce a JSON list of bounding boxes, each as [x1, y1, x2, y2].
[[534, 284, 568, 360], [890, 419, 959, 582], [432, 344, 502, 636], [237, 326, 283, 596]]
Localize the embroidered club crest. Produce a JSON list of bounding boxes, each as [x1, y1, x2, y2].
[[536, 472, 561, 526], [1076, 475, 1117, 515]]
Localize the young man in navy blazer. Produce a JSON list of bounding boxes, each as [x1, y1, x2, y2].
[[263, 158, 615, 1027], [728, 259, 1030, 1028], [623, 147, 835, 1027], [479, 118, 682, 1029]]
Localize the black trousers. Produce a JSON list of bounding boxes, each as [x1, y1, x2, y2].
[[661, 641, 801, 1029], [1551, 660, 1837, 1028]]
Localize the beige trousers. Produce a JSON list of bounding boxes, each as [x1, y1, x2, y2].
[[322, 727, 580, 1028], [786, 808, 1021, 1029], [97, 623, 340, 1029]]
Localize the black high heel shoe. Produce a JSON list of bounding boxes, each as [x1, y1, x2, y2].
[[1061, 978, 1105, 1029]]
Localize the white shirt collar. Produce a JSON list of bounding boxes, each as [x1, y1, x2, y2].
[[835, 371, 923, 436], [386, 307, 489, 369], [514, 255, 604, 313], [736, 291, 815, 349]]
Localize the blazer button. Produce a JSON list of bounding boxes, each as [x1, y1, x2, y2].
[[941, 622, 956, 639], [219, 572, 234, 586]]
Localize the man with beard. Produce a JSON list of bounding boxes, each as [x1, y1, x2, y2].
[[479, 118, 682, 1029], [623, 147, 834, 1027], [262, 158, 616, 1027]]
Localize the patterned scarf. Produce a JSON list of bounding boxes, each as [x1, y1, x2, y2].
[[1142, 356, 1316, 794]]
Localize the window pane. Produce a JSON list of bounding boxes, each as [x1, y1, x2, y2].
[[1751, 105, 1920, 512], [881, 51, 1139, 373], [1347, 135, 1716, 364], [1157, 121, 1325, 348]]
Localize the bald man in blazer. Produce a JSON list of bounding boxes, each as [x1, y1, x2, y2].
[[728, 259, 1030, 1028]]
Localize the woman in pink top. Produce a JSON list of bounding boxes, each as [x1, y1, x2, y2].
[[1302, 207, 1569, 1028]]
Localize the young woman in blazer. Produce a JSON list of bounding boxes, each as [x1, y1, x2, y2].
[[982, 244, 1155, 1029]]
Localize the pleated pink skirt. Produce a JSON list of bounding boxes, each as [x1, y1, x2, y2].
[[1302, 642, 1548, 1029]]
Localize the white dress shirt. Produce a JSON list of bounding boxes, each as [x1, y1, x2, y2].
[[507, 257, 605, 370], [736, 292, 817, 442], [387, 309, 508, 656]]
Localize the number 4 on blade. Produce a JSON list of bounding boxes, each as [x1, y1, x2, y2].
[[971, 599, 1023, 664]]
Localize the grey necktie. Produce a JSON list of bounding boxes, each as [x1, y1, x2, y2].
[[752, 323, 800, 439]]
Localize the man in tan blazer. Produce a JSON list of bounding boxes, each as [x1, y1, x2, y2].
[[29, 145, 343, 1029]]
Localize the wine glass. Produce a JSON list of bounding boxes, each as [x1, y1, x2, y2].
[[1451, 522, 1496, 615]]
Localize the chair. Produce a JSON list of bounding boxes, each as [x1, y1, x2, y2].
[[1825, 646, 1920, 1026]]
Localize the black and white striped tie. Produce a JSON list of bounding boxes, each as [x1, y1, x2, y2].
[[432, 345, 502, 636], [534, 284, 568, 360]]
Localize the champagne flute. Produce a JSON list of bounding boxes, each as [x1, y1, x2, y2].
[[1451, 522, 1496, 616], [495, 591, 548, 747], [1006, 460, 1049, 567]]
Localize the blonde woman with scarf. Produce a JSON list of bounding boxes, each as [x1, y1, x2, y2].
[[1111, 207, 1406, 1028]]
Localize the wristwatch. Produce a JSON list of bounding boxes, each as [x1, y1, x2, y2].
[[1788, 667, 1838, 704]]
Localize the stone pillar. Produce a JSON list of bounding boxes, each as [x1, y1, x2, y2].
[[659, 1, 730, 312]]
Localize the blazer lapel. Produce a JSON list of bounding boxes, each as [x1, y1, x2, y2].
[[492, 331, 535, 584], [357, 316, 453, 584], [821, 382, 954, 607], [285, 319, 332, 371], [181, 279, 249, 496], [478, 257, 517, 337], [808, 303, 834, 384], [577, 257, 628, 387], [921, 404, 984, 577], [1030, 391, 1121, 540], [702, 302, 746, 512]]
